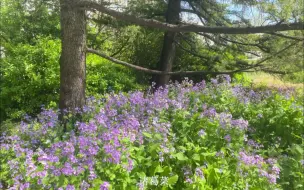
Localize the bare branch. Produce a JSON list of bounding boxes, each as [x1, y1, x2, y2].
[[266, 32, 304, 41], [86, 39, 300, 76], [77, 1, 304, 34], [238, 41, 299, 71], [0, 34, 9, 42], [86, 43, 296, 76], [219, 37, 260, 46], [176, 41, 209, 60], [195, 33, 264, 56], [181, 9, 196, 14], [110, 37, 130, 57], [86, 47, 254, 75], [219, 36, 271, 53], [185, 2, 206, 25], [260, 68, 292, 74]]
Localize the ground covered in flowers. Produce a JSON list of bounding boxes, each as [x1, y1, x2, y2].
[[0, 76, 303, 190]]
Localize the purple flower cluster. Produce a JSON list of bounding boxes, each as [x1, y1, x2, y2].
[[247, 139, 263, 149], [182, 167, 193, 184], [200, 107, 248, 132], [100, 182, 110, 190], [239, 151, 280, 184], [239, 151, 265, 166], [231, 84, 296, 104], [195, 168, 204, 179], [1, 76, 289, 189]]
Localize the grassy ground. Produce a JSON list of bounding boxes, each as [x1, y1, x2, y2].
[[245, 72, 303, 90]]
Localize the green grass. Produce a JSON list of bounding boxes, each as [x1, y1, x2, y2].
[[245, 72, 303, 94]]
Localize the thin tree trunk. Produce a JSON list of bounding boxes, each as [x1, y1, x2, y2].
[[156, 0, 181, 87], [59, 0, 86, 113]]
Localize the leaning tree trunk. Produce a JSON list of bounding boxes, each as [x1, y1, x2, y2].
[[156, 0, 181, 87], [59, 0, 86, 113]]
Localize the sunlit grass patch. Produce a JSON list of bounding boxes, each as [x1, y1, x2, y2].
[[245, 72, 303, 95]]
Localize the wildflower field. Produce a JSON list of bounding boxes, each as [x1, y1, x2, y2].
[[0, 76, 303, 190]]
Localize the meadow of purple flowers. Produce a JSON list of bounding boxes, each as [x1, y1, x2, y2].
[[0, 75, 303, 189]]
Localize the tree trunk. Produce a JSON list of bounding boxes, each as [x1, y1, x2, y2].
[[59, 0, 86, 112], [156, 0, 181, 87]]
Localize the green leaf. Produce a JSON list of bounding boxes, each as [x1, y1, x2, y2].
[[143, 132, 152, 138], [168, 175, 178, 185], [42, 176, 49, 184], [192, 154, 200, 161], [162, 166, 172, 176], [154, 165, 164, 174], [174, 152, 188, 161], [58, 175, 65, 187], [137, 172, 146, 178]]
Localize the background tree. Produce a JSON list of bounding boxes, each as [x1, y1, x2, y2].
[[0, 0, 303, 121], [156, 0, 181, 86], [63, 0, 303, 112]]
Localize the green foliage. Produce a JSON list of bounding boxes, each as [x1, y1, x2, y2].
[[0, 37, 61, 121], [0, 0, 60, 44], [194, 81, 304, 190], [1, 79, 303, 189], [283, 71, 304, 83], [0, 37, 143, 122], [232, 73, 252, 86], [86, 54, 143, 96]]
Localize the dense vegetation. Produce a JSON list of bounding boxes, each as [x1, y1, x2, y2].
[[1, 0, 303, 122], [1, 76, 303, 189], [0, 0, 303, 189], [0, 37, 141, 120]]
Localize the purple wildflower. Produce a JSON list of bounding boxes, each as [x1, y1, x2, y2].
[[271, 166, 280, 175], [80, 181, 90, 190], [185, 177, 193, 184], [61, 162, 74, 176], [198, 129, 206, 137], [66, 185, 75, 190], [100, 182, 110, 190], [224, 134, 231, 142], [267, 174, 277, 184], [195, 168, 204, 179]]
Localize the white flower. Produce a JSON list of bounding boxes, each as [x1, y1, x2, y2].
[[160, 176, 168, 186], [150, 176, 158, 186]]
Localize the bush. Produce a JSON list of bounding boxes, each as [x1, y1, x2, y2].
[[0, 37, 61, 121], [0, 38, 143, 122], [86, 54, 143, 97]]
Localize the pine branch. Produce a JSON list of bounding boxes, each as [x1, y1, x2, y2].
[[77, 1, 304, 34], [86, 41, 298, 76], [87, 47, 250, 75]]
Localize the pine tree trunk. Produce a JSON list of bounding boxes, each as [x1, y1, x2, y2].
[[59, 0, 86, 112], [156, 0, 181, 87]]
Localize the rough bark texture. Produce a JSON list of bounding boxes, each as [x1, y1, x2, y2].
[[156, 0, 181, 86], [59, 0, 86, 112]]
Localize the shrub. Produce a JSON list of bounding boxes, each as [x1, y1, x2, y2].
[[0, 38, 142, 122], [0, 37, 61, 121]]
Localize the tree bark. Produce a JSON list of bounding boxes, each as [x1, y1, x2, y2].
[[156, 0, 181, 86], [59, 0, 86, 112]]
